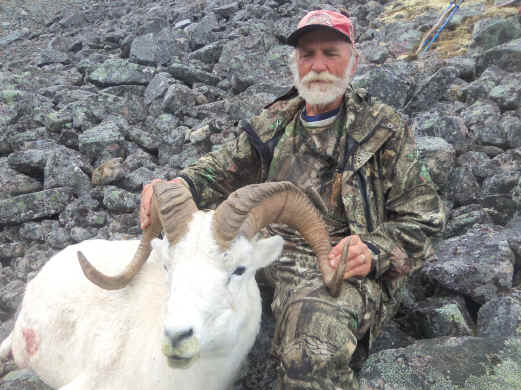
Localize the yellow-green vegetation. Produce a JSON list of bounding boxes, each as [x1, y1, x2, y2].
[[378, 0, 519, 58]]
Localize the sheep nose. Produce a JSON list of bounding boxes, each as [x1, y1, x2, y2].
[[164, 327, 194, 347]]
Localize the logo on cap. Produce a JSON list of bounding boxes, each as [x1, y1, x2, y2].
[[302, 12, 333, 28]]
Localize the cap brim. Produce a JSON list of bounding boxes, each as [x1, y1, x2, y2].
[[286, 25, 351, 47]]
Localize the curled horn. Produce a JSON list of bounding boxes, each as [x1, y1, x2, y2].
[[212, 181, 344, 297], [78, 181, 198, 290]]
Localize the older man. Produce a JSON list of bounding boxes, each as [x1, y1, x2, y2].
[[141, 9, 445, 390]]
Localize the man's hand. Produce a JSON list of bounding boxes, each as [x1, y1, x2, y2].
[[140, 179, 166, 230], [328, 235, 372, 279]]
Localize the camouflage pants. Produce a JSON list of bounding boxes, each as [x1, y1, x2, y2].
[[262, 251, 392, 390]]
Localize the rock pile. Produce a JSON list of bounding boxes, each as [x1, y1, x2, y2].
[[0, 0, 520, 389]]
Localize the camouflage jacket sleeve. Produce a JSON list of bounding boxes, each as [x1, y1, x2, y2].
[[359, 109, 447, 281]]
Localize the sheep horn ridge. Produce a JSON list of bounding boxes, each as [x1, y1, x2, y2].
[[77, 181, 197, 290], [212, 181, 344, 297]]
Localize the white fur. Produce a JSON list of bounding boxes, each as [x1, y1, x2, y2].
[[0, 210, 284, 390]]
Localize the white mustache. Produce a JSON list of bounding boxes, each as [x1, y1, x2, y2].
[[300, 71, 342, 86]]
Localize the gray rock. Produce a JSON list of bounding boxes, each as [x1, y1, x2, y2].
[[489, 72, 521, 110], [162, 83, 198, 115], [188, 41, 225, 65], [359, 336, 521, 390], [44, 151, 91, 196], [477, 293, 521, 338], [481, 171, 521, 225], [144, 72, 172, 106], [406, 296, 475, 339], [352, 63, 414, 109], [472, 16, 521, 51], [461, 100, 506, 147], [0, 188, 73, 225], [167, 62, 221, 87], [370, 321, 416, 355], [502, 115, 521, 148], [0, 280, 25, 314], [443, 57, 476, 81], [476, 38, 521, 74], [0, 243, 25, 264], [122, 126, 160, 152], [0, 158, 42, 200], [7, 149, 48, 177], [87, 59, 154, 87], [169, 143, 209, 170], [416, 136, 455, 193], [447, 166, 481, 207], [19, 220, 71, 250], [184, 13, 220, 50], [422, 225, 515, 304], [36, 49, 70, 67], [58, 197, 105, 230], [405, 67, 459, 113], [78, 120, 126, 164], [118, 166, 157, 192], [129, 33, 157, 66], [0, 29, 30, 47], [0, 369, 52, 390], [459, 64, 506, 104], [102, 186, 140, 213], [412, 112, 470, 153]]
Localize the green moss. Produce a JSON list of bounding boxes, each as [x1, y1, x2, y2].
[[459, 337, 521, 390]]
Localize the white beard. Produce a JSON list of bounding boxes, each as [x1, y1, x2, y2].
[[290, 53, 356, 107]]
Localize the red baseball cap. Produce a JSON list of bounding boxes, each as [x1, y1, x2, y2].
[[287, 10, 355, 47]]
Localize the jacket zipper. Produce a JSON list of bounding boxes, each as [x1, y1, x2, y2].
[[357, 171, 374, 234]]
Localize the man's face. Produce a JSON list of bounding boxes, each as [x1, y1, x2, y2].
[[291, 29, 358, 106]]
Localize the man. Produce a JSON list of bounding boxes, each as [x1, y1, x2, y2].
[[141, 9, 446, 389]]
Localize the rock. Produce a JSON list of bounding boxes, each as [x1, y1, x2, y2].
[[481, 171, 521, 225], [0, 369, 53, 390], [167, 62, 221, 87], [78, 120, 126, 164], [102, 186, 140, 213], [359, 336, 521, 390], [476, 38, 521, 74], [0, 29, 30, 47], [461, 100, 506, 148], [0, 280, 25, 315], [415, 136, 455, 193], [471, 16, 521, 51], [184, 13, 220, 50], [447, 166, 481, 207], [477, 292, 521, 338], [7, 149, 49, 177], [162, 83, 198, 115], [489, 72, 521, 110], [405, 296, 475, 339], [36, 49, 70, 67], [129, 33, 157, 66], [405, 67, 459, 114], [352, 63, 414, 109], [370, 321, 416, 354], [422, 225, 515, 304], [187, 41, 225, 65], [44, 151, 91, 196], [118, 166, 156, 192], [19, 220, 71, 250], [502, 115, 521, 148], [412, 112, 470, 153], [87, 58, 154, 87], [0, 188, 73, 225], [144, 72, 172, 105], [0, 158, 42, 200]]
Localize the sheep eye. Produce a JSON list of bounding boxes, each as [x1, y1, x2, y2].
[[232, 266, 246, 276]]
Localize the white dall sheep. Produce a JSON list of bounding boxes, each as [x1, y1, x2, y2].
[[0, 181, 343, 390]]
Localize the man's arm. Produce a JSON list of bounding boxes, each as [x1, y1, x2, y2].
[[359, 111, 447, 280]]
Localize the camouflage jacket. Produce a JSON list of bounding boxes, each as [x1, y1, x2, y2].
[[179, 88, 446, 289]]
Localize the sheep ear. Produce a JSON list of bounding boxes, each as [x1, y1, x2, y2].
[[251, 236, 284, 269]]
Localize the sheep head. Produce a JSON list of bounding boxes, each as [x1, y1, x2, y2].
[[77, 181, 344, 370]]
